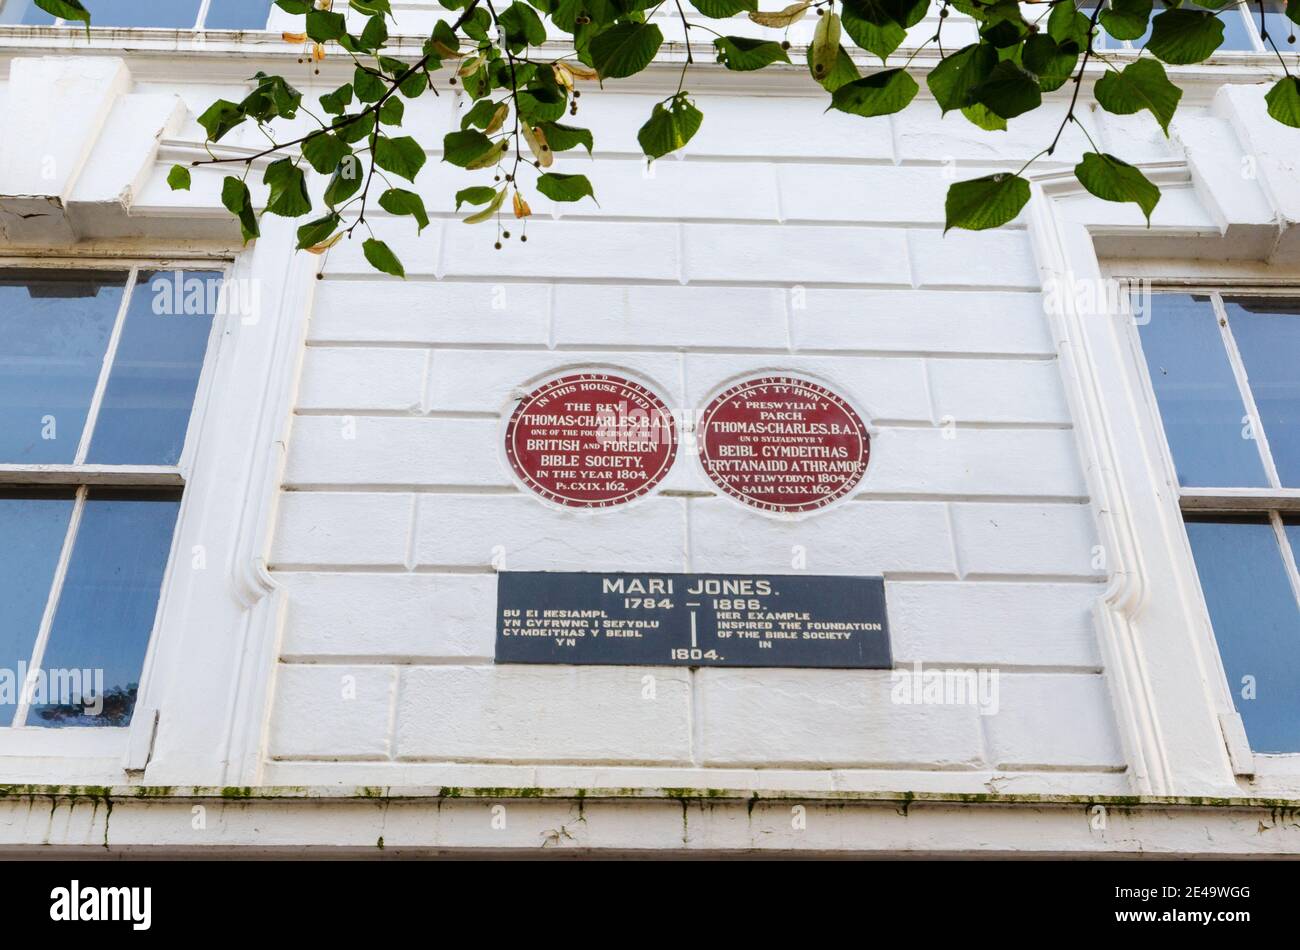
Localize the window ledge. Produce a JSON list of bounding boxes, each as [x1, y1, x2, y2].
[[0, 727, 128, 759]]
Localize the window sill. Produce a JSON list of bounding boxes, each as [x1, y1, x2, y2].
[[0, 726, 128, 759], [1242, 754, 1300, 797]]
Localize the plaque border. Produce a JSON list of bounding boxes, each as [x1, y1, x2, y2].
[[694, 372, 873, 517], [500, 368, 680, 511]]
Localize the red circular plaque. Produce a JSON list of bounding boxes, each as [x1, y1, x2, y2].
[[505, 373, 678, 508], [697, 376, 870, 513]]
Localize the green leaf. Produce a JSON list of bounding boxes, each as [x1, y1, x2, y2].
[[1075, 151, 1161, 223], [808, 44, 861, 92], [324, 157, 363, 206], [842, 0, 928, 29], [539, 122, 595, 154], [240, 72, 303, 123], [1146, 10, 1225, 65], [337, 111, 376, 144], [430, 17, 461, 53], [398, 66, 428, 98], [35, 0, 89, 33], [500, 0, 548, 49], [462, 98, 501, 131], [1021, 35, 1078, 94], [354, 65, 386, 103], [536, 172, 596, 202], [302, 132, 351, 174], [263, 159, 312, 217], [830, 69, 919, 118], [973, 60, 1042, 120], [465, 141, 510, 169], [1047, 1, 1091, 46], [275, 0, 313, 11], [320, 83, 354, 116], [945, 173, 1030, 232], [443, 129, 497, 167], [359, 13, 388, 51], [1094, 58, 1183, 136], [363, 238, 406, 278], [379, 97, 405, 126], [840, 3, 906, 62], [517, 83, 568, 124], [167, 164, 192, 191], [197, 99, 246, 142], [378, 188, 430, 232], [296, 213, 341, 250], [463, 188, 508, 223], [1287, 0, 1300, 26], [927, 43, 997, 114], [715, 36, 792, 71], [374, 135, 427, 181], [463, 6, 493, 41], [221, 176, 260, 243], [350, 0, 393, 15], [980, 16, 1029, 49], [961, 102, 1006, 131], [589, 22, 664, 79], [637, 94, 704, 159], [1100, 0, 1153, 41], [1265, 76, 1300, 128], [306, 7, 348, 41], [689, 0, 758, 16], [455, 186, 499, 210]]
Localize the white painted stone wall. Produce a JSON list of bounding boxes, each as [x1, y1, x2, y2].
[[4, 6, 1300, 852], [262, 78, 1129, 795]]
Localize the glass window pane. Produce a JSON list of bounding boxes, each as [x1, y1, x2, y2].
[[0, 270, 124, 464], [1212, 6, 1258, 50], [1186, 518, 1300, 754], [0, 492, 74, 722], [27, 492, 180, 728], [64, 0, 203, 28], [1223, 297, 1300, 487], [1137, 294, 1269, 487], [87, 270, 218, 466], [204, 0, 272, 30], [1265, 2, 1298, 49], [0, 0, 55, 24]]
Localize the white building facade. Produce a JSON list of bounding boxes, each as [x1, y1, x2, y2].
[[0, 0, 1298, 856]]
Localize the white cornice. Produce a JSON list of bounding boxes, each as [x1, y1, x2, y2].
[[0, 27, 1292, 100]]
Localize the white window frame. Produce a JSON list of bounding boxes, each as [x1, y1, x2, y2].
[[0, 221, 317, 787], [0, 258, 229, 756], [1125, 282, 1300, 777]]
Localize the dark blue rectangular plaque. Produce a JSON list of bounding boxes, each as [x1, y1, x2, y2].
[[495, 572, 891, 669]]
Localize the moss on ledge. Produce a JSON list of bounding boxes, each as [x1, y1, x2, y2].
[[0, 783, 1294, 812]]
